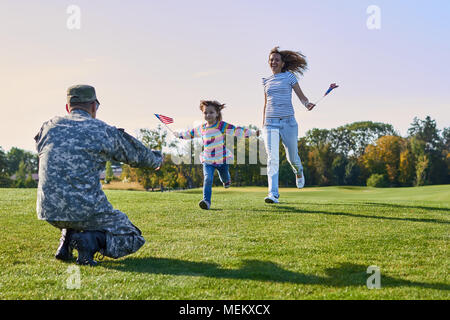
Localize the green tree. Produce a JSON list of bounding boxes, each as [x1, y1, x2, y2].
[[6, 147, 25, 175], [176, 172, 187, 189], [0, 147, 7, 175], [307, 143, 335, 186], [360, 135, 406, 186], [344, 159, 361, 185], [162, 171, 178, 190], [6, 147, 38, 175], [304, 122, 397, 186], [120, 164, 131, 182], [0, 147, 12, 187], [332, 155, 348, 185], [367, 173, 389, 188], [140, 173, 153, 191], [305, 128, 333, 150], [408, 117, 447, 185], [309, 121, 398, 157], [105, 161, 114, 184], [398, 148, 415, 186], [408, 116, 442, 152], [443, 127, 450, 182], [135, 125, 174, 190], [15, 161, 27, 188], [138, 124, 177, 150], [24, 173, 37, 188], [415, 155, 430, 186], [0, 176, 12, 187], [442, 127, 450, 152], [342, 121, 397, 157]]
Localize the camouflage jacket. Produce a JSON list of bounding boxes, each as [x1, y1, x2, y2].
[[35, 109, 162, 221]]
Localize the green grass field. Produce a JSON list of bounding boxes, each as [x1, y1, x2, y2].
[[0, 185, 449, 299]]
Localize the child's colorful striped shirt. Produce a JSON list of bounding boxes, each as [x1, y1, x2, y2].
[[176, 121, 252, 164]]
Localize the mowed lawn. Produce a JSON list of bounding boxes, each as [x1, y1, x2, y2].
[[0, 185, 449, 299]]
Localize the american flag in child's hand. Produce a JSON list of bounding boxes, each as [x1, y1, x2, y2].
[[154, 114, 174, 124]]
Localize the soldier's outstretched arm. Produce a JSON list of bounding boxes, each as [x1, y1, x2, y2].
[[107, 127, 163, 169]]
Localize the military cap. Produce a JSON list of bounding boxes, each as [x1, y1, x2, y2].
[[67, 84, 100, 104]]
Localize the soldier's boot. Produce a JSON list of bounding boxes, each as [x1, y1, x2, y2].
[[55, 228, 75, 261], [70, 231, 106, 266]]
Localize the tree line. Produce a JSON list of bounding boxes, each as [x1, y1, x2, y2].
[[119, 116, 449, 190], [0, 147, 38, 187], [1, 116, 448, 189], [299, 117, 449, 187]]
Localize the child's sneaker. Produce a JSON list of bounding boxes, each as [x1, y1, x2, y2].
[[223, 181, 231, 188], [264, 195, 279, 204], [199, 199, 210, 210], [296, 172, 305, 189]]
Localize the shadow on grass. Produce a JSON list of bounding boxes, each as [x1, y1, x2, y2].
[[360, 202, 450, 213], [301, 201, 450, 214], [102, 258, 449, 290], [268, 205, 450, 225]]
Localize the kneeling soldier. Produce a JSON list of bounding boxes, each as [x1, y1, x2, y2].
[[35, 84, 163, 266]]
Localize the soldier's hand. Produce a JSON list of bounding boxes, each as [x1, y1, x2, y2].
[[153, 150, 164, 170], [156, 156, 164, 171]]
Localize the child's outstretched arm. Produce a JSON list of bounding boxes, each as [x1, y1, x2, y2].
[[175, 126, 202, 140], [221, 122, 258, 139], [293, 83, 315, 111]]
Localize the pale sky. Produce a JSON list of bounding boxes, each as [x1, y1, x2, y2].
[[1, 0, 449, 152]]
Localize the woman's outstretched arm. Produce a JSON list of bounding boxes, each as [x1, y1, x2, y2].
[[293, 83, 315, 111]]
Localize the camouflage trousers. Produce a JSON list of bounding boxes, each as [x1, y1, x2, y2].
[[47, 210, 145, 259]]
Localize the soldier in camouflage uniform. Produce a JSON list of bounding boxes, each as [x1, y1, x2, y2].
[[35, 84, 163, 266]]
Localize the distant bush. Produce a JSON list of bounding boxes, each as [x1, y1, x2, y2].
[[0, 176, 12, 187], [367, 174, 389, 188], [24, 174, 37, 188]]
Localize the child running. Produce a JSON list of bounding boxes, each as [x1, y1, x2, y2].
[[175, 100, 256, 210]]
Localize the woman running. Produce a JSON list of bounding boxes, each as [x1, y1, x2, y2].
[[262, 46, 315, 203]]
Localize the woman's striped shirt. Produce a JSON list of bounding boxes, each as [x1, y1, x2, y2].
[[262, 71, 298, 119]]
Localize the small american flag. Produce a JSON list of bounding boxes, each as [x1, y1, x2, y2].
[[154, 114, 174, 124], [324, 83, 339, 96]]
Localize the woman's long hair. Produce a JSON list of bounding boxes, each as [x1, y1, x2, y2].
[[269, 46, 308, 76]]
